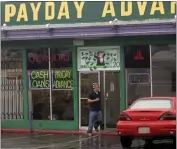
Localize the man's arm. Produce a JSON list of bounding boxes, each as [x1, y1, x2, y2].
[[88, 98, 99, 103]]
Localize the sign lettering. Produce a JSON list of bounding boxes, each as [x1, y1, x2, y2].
[[2, 2, 176, 26], [28, 69, 73, 90], [28, 53, 70, 63], [27, 50, 72, 70], [29, 70, 50, 89], [53, 70, 73, 89]]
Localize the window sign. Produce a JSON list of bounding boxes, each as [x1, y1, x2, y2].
[[52, 69, 73, 90], [27, 49, 72, 69], [124, 45, 150, 68], [77, 46, 120, 71], [28, 69, 73, 90], [28, 70, 50, 89]]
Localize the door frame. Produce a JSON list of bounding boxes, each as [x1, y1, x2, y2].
[[78, 71, 100, 130], [103, 70, 121, 130]]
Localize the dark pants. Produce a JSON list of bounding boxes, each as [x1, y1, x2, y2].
[[87, 110, 102, 133]]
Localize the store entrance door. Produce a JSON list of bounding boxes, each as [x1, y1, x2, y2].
[[103, 71, 120, 129], [79, 71, 120, 130], [79, 71, 100, 130]]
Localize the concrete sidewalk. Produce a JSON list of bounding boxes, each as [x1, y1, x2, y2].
[[2, 132, 174, 149]]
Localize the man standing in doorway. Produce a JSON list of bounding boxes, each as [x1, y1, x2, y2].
[[87, 83, 102, 136]]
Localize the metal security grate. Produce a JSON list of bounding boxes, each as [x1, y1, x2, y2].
[[1, 50, 24, 119]]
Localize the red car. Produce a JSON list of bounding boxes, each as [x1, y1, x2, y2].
[[116, 97, 176, 148]]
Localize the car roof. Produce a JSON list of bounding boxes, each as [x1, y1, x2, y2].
[[137, 97, 176, 100]]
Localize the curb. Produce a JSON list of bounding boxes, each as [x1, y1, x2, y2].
[[1, 129, 118, 136]]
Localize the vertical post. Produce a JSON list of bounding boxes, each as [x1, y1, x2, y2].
[[149, 45, 153, 97], [22, 50, 29, 129], [48, 48, 53, 120], [125, 69, 128, 108], [22, 50, 28, 120], [72, 47, 79, 129], [120, 46, 126, 112], [103, 71, 106, 130]]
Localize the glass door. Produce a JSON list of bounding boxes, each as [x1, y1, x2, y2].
[[79, 71, 100, 129], [103, 71, 120, 129]]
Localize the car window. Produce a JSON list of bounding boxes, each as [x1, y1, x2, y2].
[[130, 99, 172, 109]]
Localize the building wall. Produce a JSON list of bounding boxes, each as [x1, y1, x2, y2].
[[1, 35, 175, 130]]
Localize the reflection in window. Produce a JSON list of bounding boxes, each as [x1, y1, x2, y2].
[[151, 45, 176, 96], [51, 48, 73, 121], [27, 48, 49, 69], [51, 48, 72, 69], [124, 45, 151, 106], [32, 90, 50, 120], [125, 44, 176, 107], [1, 50, 24, 119], [52, 90, 74, 120], [27, 48, 74, 120]]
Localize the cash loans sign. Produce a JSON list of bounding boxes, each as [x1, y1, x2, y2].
[[28, 70, 73, 90], [1, 1, 176, 26]]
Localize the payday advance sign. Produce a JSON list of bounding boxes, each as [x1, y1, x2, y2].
[[2, 1, 176, 26], [28, 69, 73, 90]]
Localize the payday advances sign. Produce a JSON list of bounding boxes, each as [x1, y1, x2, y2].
[[28, 69, 73, 90], [53, 69, 73, 90], [1, 1, 176, 26]]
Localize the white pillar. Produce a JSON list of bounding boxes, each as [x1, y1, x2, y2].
[[48, 48, 53, 120], [149, 45, 153, 97]]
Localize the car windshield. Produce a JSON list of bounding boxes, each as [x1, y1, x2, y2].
[[130, 98, 172, 109]]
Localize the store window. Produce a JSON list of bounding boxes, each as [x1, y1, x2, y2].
[[124, 45, 151, 106], [151, 45, 176, 96], [27, 48, 74, 120], [125, 44, 176, 107], [1, 49, 24, 119], [51, 48, 73, 120]]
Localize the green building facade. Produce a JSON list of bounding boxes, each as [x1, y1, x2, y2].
[[1, 1, 176, 132]]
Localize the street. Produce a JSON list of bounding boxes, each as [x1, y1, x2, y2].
[[2, 133, 174, 149]]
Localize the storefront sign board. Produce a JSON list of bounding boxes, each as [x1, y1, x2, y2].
[[1, 1, 176, 26]]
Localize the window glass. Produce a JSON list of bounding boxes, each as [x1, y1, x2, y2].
[[1, 49, 24, 120], [130, 99, 172, 109], [51, 48, 74, 120], [151, 45, 176, 96], [124, 45, 150, 68], [27, 48, 50, 120], [32, 90, 50, 120], [27, 48, 74, 120], [27, 48, 49, 69], [124, 45, 151, 107], [52, 90, 74, 120]]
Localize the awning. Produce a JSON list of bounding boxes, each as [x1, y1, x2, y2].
[[1, 19, 176, 41]]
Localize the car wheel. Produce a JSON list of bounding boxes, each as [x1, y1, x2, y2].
[[120, 136, 133, 148], [172, 137, 176, 146]]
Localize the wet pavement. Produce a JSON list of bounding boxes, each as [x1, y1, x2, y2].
[[2, 132, 175, 149]]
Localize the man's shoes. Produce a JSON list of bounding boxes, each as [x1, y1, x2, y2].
[[87, 133, 92, 137], [94, 125, 99, 132]]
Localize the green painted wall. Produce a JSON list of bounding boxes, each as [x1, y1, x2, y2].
[[1, 35, 175, 130], [2, 120, 29, 129], [120, 46, 126, 112], [1, 1, 176, 26]]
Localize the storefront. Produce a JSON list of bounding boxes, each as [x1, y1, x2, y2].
[[125, 44, 176, 105], [1, 1, 176, 132]]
